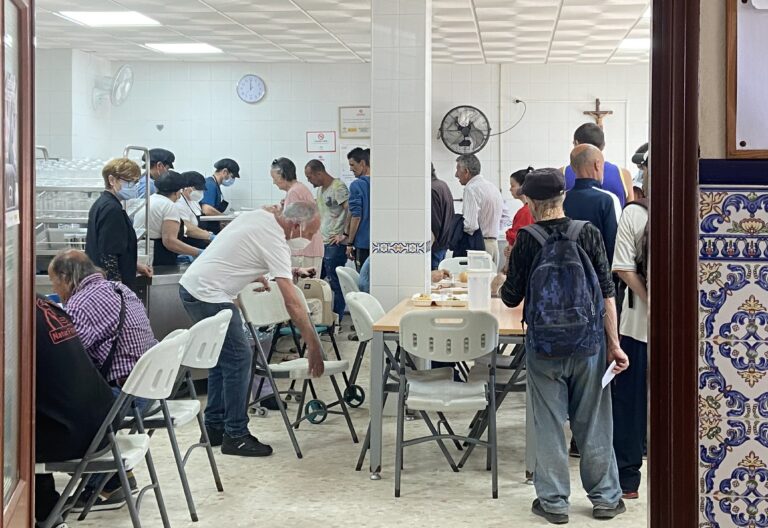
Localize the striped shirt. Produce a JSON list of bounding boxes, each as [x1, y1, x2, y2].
[[462, 174, 504, 239], [65, 274, 157, 383]]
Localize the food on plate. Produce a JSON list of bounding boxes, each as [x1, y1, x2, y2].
[[458, 271, 469, 283], [415, 293, 432, 301]]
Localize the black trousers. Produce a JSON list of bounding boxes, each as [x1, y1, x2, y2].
[[354, 248, 369, 272], [612, 335, 648, 492]]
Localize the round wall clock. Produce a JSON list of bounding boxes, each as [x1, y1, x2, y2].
[[236, 74, 266, 104]]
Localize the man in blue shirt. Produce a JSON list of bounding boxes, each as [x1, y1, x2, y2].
[[199, 158, 241, 234], [346, 148, 370, 271], [137, 147, 175, 197], [563, 145, 620, 265]]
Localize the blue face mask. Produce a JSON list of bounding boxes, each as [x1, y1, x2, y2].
[[116, 180, 138, 201], [222, 177, 236, 187]]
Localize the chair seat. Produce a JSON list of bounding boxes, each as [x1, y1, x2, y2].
[[409, 367, 455, 381], [131, 399, 201, 430], [278, 325, 329, 336], [406, 378, 488, 412], [265, 358, 348, 379], [42, 434, 151, 474]]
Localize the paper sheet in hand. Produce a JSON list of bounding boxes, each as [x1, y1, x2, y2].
[[602, 361, 617, 389]]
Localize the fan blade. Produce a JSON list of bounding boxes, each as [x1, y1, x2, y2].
[[468, 127, 488, 151]]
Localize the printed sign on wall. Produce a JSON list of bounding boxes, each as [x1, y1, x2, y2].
[[306, 131, 337, 153]]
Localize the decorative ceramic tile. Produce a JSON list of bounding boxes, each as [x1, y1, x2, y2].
[[700, 187, 768, 237], [700, 495, 768, 527], [700, 236, 768, 262], [698, 262, 768, 341], [699, 341, 768, 496], [372, 241, 430, 254]]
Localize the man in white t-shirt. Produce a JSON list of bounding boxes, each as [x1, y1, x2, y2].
[[611, 176, 649, 501], [179, 202, 324, 457]]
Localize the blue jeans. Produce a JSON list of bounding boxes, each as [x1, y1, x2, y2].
[[431, 248, 447, 270], [322, 243, 348, 318], [179, 286, 252, 438], [526, 343, 622, 515]]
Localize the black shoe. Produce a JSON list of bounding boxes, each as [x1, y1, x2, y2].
[[593, 499, 626, 520], [260, 395, 285, 411], [221, 433, 273, 457], [568, 438, 580, 458], [201, 426, 224, 447], [70, 488, 127, 513], [532, 499, 569, 524]]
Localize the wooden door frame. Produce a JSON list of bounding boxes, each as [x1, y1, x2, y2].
[[648, 0, 700, 526], [1, 0, 35, 524]]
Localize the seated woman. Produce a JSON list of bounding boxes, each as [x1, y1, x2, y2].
[[35, 295, 115, 527], [177, 171, 216, 249], [134, 171, 203, 266], [48, 249, 157, 389]]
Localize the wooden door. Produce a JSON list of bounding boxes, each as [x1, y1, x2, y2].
[[0, 0, 34, 524]]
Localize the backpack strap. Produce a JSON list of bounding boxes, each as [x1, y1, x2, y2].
[[565, 220, 588, 242], [99, 284, 126, 380], [521, 224, 549, 247]]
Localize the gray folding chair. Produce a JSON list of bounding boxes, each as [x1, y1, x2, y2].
[[38, 331, 188, 528], [395, 310, 500, 498]]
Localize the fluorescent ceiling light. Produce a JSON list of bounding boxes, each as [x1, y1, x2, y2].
[[56, 11, 160, 27], [144, 43, 222, 54], [619, 38, 650, 50]]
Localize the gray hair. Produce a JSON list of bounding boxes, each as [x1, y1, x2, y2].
[[283, 201, 318, 226], [456, 154, 481, 177], [271, 157, 297, 182], [48, 249, 103, 292], [527, 194, 565, 222]]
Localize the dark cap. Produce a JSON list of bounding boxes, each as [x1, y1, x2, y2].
[[214, 158, 240, 178], [632, 142, 649, 167], [181, 171, 206, 191], [521, 168, 565, 200], [143, 148, 175, 168], [155, 170, 187, 193]]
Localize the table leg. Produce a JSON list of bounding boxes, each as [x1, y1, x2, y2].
[[369, 330, 385, 478]]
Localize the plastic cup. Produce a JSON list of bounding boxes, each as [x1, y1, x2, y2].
[[467, 270, 494, 311]]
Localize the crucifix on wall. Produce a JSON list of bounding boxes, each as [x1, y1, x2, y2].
[[583, 98, 613, 128]]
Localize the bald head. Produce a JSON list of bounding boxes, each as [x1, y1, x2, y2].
[[570, 144, 604, 183]]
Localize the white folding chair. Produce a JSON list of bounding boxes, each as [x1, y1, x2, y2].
[[336, 266, 360, 300], [39, 332, 188, 528], [438, 256, 470, 276], [238, 282, 359, 459], [134, 310, 231, 523], [395, 310, 500, 499]]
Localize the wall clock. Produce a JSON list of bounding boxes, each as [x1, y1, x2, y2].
[[236, 74, 266, 104]]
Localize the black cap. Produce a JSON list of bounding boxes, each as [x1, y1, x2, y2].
[[181, 171, 206, 191], [632, 142, 649, 167], [155, 170, 187, 193], [214, 158, 240, 178], [143, 148, 175, 169], [521, 168, 565, 200]]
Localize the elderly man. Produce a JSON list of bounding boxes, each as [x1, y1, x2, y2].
[[179, 202, 325, 457], [455, 154, 503, 266], [501, 168, 628, 524], [48, 249, 157, 388], [431, 163, 455, 270], [563, 144, 621, 265]]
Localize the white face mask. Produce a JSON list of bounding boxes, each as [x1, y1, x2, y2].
[[189, 190, 204, 202], [287, 237, 311, 251]]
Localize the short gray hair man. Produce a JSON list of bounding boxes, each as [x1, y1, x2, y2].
[[456, 154, 482, 177]]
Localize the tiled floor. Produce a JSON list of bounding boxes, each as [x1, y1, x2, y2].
[[68, 330, 648, 528]]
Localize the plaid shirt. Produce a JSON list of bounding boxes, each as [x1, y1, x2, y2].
[[65, 273, 157, 383]]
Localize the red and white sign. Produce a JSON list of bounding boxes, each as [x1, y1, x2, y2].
[[306, 131, 337, 153]]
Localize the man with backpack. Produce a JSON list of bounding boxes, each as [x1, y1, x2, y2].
[[500, 168, 629, 524], [611, 154, 649, 501]]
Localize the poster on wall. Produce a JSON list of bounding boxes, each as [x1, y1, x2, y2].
[[339, 141, 369, 187], [339, 106, 370, 138], [4, 71, 19, 227], [306, 131, 337, 153]]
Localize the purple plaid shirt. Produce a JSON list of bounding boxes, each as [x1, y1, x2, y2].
[[65, 273, 157, 383]]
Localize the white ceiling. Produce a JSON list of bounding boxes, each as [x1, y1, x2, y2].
[[35, 0, 650, 64]]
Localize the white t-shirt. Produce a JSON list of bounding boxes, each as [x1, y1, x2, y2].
[[179, 210, 293, 304], [612, 203, 648, 344], [176, 196, 201, 228], [133, 194, 181, 239]]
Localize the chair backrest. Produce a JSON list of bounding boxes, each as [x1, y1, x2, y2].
[[336, 266, 360, 300], [121, 331, 188, 400], [297, 278, 335, 326], [238, 283, 291, 327], [438, 257, 469, 276], [399, 310, 499, 362], [182, 309, 233, 369], [346, 292, 386, 343]]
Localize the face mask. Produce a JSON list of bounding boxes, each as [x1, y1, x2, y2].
[[287, 237, 311, 251], [222, 177, 235, 187], [116, 180, 138, 201], [189, 190, 204, 202]]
